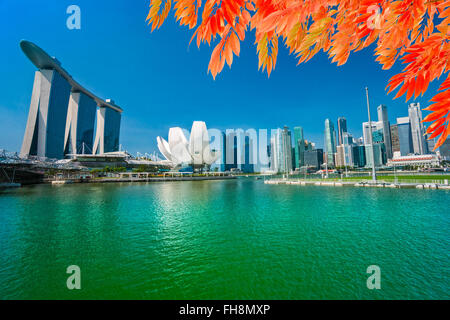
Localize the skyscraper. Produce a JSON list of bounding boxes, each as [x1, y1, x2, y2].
[[241, 135, 254, 173], [293, 126, 305, 169], [377, 104, 392, 159], [20, 40, 123, 159], [20, 69, 71, 159], [270, 127, 293, 174], [352, 145, 366, 167], [390, 124, 400, 154], [324, 119, 336, 166], [397, 117, 414, 156], [64, 91, 97, 155], [337, 117, 347, 145], [439, 138, 450, 160], [362, 122, 379, 145], [408, 103, 428, 155]]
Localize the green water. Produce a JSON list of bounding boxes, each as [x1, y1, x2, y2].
[[0, 179, 448, 299]]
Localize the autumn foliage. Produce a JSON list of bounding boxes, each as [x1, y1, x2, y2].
[[147, 0, 450, 149]]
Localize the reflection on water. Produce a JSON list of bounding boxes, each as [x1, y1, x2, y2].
[[0, 179, 449, 299]]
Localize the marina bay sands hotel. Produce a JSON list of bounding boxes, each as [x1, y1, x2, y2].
[[19, 40, 123, 160]]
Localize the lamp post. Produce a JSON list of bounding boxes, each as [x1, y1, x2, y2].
[[365, 87, 377, 182]]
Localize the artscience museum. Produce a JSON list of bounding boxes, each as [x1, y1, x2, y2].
[[157, 121, 220, 170]]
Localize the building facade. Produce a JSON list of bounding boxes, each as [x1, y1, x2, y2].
[[390, 124, 400, 154], [408, 103, 428, 155], [304, 149, 323, 170], [397, 117, 414, 156], [324, 119, 336, 167], [377, 104, 392, 159], [293, 126, 305, 169], [20, 69, 72, 159], [337, 117, 347, 146]]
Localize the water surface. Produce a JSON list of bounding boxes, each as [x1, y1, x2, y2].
[[0, 179, 448, 299]]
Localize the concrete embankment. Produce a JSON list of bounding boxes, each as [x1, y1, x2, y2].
[[49, 175, 237, 185], [265, 179, 450, 190]]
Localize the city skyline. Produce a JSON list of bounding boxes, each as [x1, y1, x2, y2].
[[0, 0, 446, 156]]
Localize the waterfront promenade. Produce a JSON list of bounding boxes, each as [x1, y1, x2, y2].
[[265, 178, 450, 190]]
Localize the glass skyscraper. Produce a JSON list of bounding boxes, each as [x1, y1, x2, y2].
[[337, 117, 347, 146], [324, 119, 336, 166], [377, 104, 392, 159], [270, 127, 293, 174], [397, 117, 414, 156], [293, 126, 305, 169]]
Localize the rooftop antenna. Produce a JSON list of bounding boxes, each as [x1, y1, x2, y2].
[[365, 87, 377, 182]]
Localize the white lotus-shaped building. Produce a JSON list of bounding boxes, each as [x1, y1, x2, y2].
[[157, 121, 220, 168]]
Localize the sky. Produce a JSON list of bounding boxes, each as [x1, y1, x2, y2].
[[0, 0, 444, 154]]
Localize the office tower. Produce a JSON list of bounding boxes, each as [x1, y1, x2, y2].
[[408, 103, 428, 154], [377, 104, 392, 159], [372, 129, 384, 144], [281, 127, 293, 173], [365, 144, 383, 168], [362, 122, 379, 145], [270, 127, 293, 174], [390, 124, 400, 154], [426, 135, 436, 153], [223, 132, 238, 171], [337, 117, 347, 145], [293, 126, 305, 169], [397, 117, 414, 156], [242, 135, 254, 173], [219, 132, 227, 172], [304, 149, 323, 170], [342, 132, 354, 167], [64, 91, 97, 155], [352, 145, 366, 167], [336, 145, 345, 167], [324, 119, 336, 166], [20, 69, 72, 159], [356, 137, 364, 146], [439, 138, 450, 160]]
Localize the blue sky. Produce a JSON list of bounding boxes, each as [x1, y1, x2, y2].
[[0, 0, 444, 154]]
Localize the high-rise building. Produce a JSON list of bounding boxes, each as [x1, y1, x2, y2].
[[304, 149, 323, 170], [64, 91, 97, 155], [241, 135, 254, 173], [439, 138, 450, 160], [426, 135, 436, 154], [352, 145, 366, 167], [93, 104, 121, 154], [390, 124, 400, 154], [365, 144, 383, 168], [342, 132, 354, 167], [19, 40, 122, 159], [408, 103, 428, 155], [223, 132, 238, 171], [397, 117, 414, 156], [377, 104, 392, 159], [336, 145, 345, 167], [324, 119, 336, 167], [270, 127, 293, 174], [362, 122, 379, 145], [337, 117, 347, 145], [293, 126, 305, 169], [20, 69, 72, 159]]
